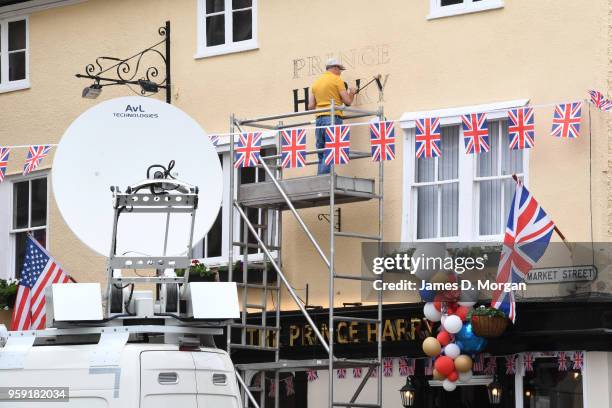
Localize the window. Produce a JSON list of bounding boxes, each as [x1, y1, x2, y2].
[[10, 177, 47, 278], [196, 0, 258, 58], [522, 356, 583, 408], [428, 0, 503, 19], [0, 16, 29, 93]]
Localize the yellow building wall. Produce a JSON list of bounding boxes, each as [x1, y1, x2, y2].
[[0, 0, 610, 309]]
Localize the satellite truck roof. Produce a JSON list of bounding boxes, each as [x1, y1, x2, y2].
[[52, 96, 223, 257]]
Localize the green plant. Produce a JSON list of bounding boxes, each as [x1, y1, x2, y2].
[[0, 279, 19, 310], [468, 306, 507, 320], [190, 260, 216, 278]]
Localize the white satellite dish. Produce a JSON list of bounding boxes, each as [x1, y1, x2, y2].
[[52, 96, 222, 258]]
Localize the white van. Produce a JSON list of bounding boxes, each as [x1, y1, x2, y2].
[[0, 342, 242, 408]]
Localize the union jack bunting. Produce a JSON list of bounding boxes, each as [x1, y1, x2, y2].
[[587, 89, 612, 110], [285, 376, 295, 396], [369, 121, 396, 161], [551, 103, 582, 139], [0, 147, 10, 183], [281, 128, 307, 168], [306, 370, 318, 382], [337, 368, 347, 379], [571, 351, 584, 370], [491, 180, 555, 322], [473, 354, 485, 373], [268, 380, 276, 398], [383, 357, 394, 377], [398, 357, 415, 376], [424, 358, 434, 376], [484, 357, 497, 375], [415, 118, 441, 158], [523, 352, 534, 372], [557, 352, 568, 371], [23, 145, 51, 175], [324, 125, 351, 166], [370, 365, 378, 378], [209, 135, 220, 146], [505, 355, 517, 375], [508, 107, 535, 150], [461, 113, 489, 154], [353, 367, 362, 378], [234, 132, 262, 168]]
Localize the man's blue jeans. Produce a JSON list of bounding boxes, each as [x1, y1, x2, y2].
[[316, 115, 343, 175]]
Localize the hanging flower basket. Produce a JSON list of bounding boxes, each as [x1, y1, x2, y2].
[[468, 307, 509, 339]]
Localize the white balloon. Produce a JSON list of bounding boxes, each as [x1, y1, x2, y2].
[[423, 302, 441, 322], [459, 371, 473, 382], [442, 379, 457, 391], [443, 315, 463, 334], [458, 301, 476, 307], [441, 315, 446, 325], [444, 343, 461, 359]]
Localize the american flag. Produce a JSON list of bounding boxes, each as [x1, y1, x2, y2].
[[462, 113, 489, 154], [337, 368, 347, 379], [551, 102, 582, 139], [508, 108, 535, 150], [0, 147, 10, 183], [415, 118, 441, 158], [523, 352, 534, 372], [281, 129, 307, 168], [557, 352, 568, 371], [398, 357, 415, 376], [11, 235, 71, 331], [505, 355, 517, 374], [324, 125, 350, 166], [285, 376, 295, 396], [370, 121, 396, 161], [234, 132, 262, 168], [383, 357, 394, 377], [491, 180, 554, 322], [353, 367, 362, 378], [23, 145, 51, 175], [209, 135, 220, 146], [571, 351, 584, 370], [306, 370, 318, 382]]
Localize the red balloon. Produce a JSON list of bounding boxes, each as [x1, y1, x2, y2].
[[434, 356, 455, 377], [447, 371, 459, 382], [455, 306, 470, 321], [433, 301, 442, 312], [437, 331, 452, 347], [446, 302, 458, 315]]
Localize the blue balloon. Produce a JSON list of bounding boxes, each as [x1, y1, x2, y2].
[[419, 287, 437, 302], [455, 322, 487, 353]]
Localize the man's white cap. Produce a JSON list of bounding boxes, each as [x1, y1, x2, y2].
[[326, 58, 346, 71]]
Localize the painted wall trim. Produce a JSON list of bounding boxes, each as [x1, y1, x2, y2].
[[0, 0, 87, 17]]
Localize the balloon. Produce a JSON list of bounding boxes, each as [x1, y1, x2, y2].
[[443, 315, 463, 334], [447, 371, 459, 382], [446, 302, 458, 315], [455, 322, 487, 353], [442, 379, 457, 391], [459, 370, 473, 382], [422, 337, 442, 357], [433, 301, 442, 312], [419, 287, 437, 302], [444, 343, 461, 359], [437, 330, 452, 347], [458, 301, 476, 307], [455, 306, 470, 321], [434, 356, 455, 376], [433, 369, 445, 380], [424, 302, 442, 322], [454, 355, 473, 372]]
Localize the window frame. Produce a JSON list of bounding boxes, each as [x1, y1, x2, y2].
[[428, 0, 504, 20], [0, 15, 30, 94], [401, 100, 529, 243], [195, 0, 258, 59], [5, 172, 49, 280]]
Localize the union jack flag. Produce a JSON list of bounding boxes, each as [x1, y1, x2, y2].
[[424, 358, 434, 376], [268, 380, 276, 398], [551, 103, 582, 139], [0, 147, 10, 183], [285, 376, 295, 396], [571, 351, 584, 370], [370, 365, 378, 377], [415, 118, 441, 158], [398, 357, 415, 376], [505, 355, 517, 374], [281, 129, 307, 168], [508, 108, 535, 150], [353, 367, 362, 378], [491, 180, 555, 322], [484, 357, 497, 375], [234, 132, 262, 168], [523, 352, 534, 372], [462, 113, 489, 154], [306, 370, 318, 382], [557, 352, 568, 371], [369, 121, 395, 161], [209, 135, 220, 146], [11, 235, 71, 331], [324, 125, 350, 166], [473, 354, 485, 373], [23, 145, 51, 175], [383, 357, 394, 377], [587, 89, 612, 110], [337, 368, 347, 379]]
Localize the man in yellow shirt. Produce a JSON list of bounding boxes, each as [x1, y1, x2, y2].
[[308, 58, 357, 174]]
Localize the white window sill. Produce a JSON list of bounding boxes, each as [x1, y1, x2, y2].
[[194, 41, 258, 59], [0, 80, 30, 94], [428, 1, 504, 20]]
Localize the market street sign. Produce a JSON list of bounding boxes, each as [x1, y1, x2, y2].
[[526, 265, 597, 284]]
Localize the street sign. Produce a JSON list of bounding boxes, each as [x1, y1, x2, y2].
[[526, 265, 597, 284]]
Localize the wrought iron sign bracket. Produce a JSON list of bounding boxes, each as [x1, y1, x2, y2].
[[317, 208, 341, 232]]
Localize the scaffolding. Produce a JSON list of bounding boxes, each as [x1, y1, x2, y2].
[[227, 100, 385, 408]]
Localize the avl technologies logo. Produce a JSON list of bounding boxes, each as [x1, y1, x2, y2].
[[113, 104, 159, 119]]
